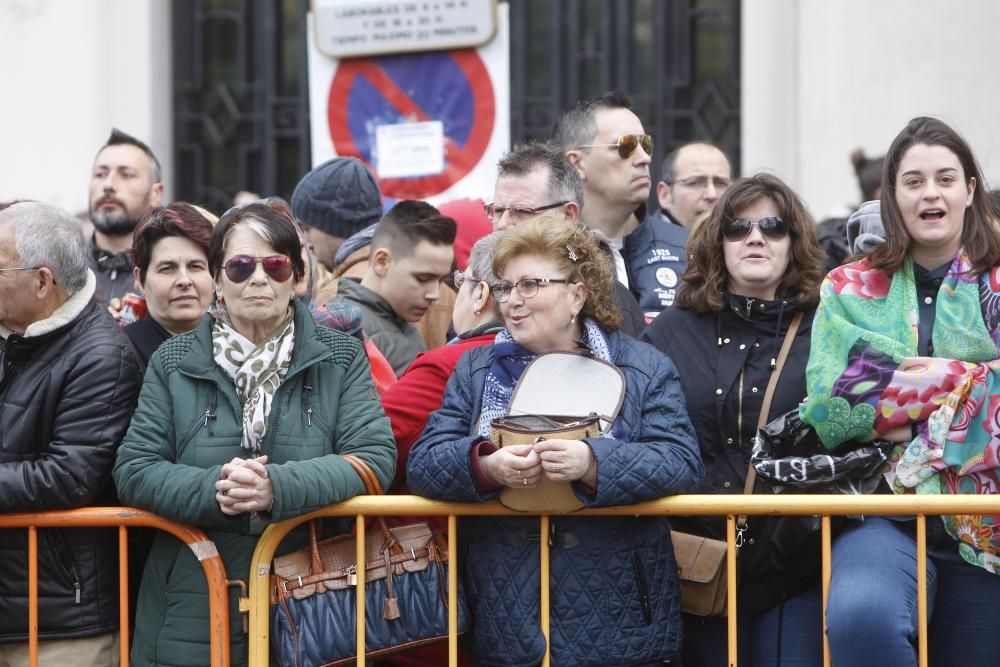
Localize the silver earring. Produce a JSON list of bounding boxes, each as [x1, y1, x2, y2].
[[570, 313, 577, 324]]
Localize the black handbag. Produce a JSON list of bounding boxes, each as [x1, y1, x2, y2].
[[269, 454, 470, 667]]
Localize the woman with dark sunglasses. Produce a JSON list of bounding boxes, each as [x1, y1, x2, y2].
[[113, 202, 396, 667], [641, 173, 827, 666]]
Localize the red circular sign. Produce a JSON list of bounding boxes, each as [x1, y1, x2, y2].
[[327, 49, 495, 199]]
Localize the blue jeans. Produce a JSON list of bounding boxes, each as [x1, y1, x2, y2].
[[681, 586, 823, 666], [826, 516, 1000, 666]]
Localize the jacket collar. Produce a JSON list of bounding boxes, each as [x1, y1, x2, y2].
[[337, 277, 407, 326], [0, 270, 97, 340]]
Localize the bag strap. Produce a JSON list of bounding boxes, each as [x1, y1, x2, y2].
[[737, 310, 804, 536], [342, 453, 383, 495]]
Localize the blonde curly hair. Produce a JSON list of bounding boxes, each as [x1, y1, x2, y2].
[[491, 217, 622, 331]]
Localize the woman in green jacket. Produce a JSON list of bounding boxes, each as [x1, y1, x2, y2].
[[113, 201, 396, 667]]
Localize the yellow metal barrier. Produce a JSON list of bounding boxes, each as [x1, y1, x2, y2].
[[246, 494, 1000, 667], [0, 507, 231, 667]]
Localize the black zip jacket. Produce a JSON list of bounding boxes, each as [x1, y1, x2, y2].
[[0, 299, 142, 642]]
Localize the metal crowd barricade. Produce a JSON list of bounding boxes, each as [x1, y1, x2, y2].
[[245, 494, 1000, 667], [0, 507, 231, 667]]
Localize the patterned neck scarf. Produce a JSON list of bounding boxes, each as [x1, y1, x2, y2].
[[212, 308, 295, 454], [802, 249, 1000, 573], [477, 317, 612, 438]]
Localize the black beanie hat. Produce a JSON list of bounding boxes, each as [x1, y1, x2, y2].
[[291, 157, 383, 239]]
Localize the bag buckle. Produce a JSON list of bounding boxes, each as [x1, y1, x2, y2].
[[343, 565, 358, 586], [735, 524, 747, 552]]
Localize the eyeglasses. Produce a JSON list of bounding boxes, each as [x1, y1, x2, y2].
[[491, 277, 571, 303], [722, 217, 789, 242], [483, 201, 568, 223], [223, 255, 294, 283], [577, 134, 653, 159], [0, 266, 38, 275], [452, 269, 482, 289], [670, 175, 732, 190]]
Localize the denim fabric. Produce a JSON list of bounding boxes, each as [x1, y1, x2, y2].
[[680, 586, 823, 666], [826, 517, 1000, 666]]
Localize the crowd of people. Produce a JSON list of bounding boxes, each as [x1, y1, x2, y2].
[[2, 89, 1000, 667]]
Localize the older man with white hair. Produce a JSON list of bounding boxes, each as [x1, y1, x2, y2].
[[0, 201, 141, 666]]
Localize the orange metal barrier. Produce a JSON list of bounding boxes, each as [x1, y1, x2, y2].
[[244, 494, 1000, 667], [0, 507, 231, 667]]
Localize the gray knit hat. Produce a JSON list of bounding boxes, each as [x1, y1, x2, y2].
[[291, 157, 382, 239]]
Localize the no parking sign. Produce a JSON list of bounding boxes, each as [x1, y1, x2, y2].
[[307, 6, 509, 204]]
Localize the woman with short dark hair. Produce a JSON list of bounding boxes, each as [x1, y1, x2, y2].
[[642, 173, 827, 666], [114, 201, 395, 667], [125, 202, 215, 364]]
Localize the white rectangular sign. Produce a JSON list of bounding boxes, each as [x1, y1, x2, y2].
[[375, 120, 445, 177], [313, 0, 497, 57]]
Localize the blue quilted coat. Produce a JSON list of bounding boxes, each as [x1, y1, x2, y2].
[[407, 330, 703, 666]]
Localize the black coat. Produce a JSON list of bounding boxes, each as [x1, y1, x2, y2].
[[641, 294, 821, 613], [0, 299, 142, 642]]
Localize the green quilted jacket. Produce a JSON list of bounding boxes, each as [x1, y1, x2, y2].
[[113, 300, 396, 666]]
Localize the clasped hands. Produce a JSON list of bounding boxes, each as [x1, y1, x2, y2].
[[216, 455, 274, 515], [482, 439, 597, 490]]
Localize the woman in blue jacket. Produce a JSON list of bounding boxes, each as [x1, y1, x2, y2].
[[407, 218, 703, 666]]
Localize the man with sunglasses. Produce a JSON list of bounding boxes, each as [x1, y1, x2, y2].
[[485, 142, 646, 336], [627, 142, 733, 318], [555, 93, 653, 281]]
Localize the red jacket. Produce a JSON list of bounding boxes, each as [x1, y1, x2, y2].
[[382, 332, 498, 490]]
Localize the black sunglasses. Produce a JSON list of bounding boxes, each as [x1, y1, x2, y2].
[[577, 134, 653, 159], [722, 217, 789, 242], [223, 255, 294, 283]]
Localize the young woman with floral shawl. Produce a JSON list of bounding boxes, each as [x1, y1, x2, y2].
[[801, 117, 1000, 666]]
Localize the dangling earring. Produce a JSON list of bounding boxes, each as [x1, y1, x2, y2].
[[570, 312, 577, 324], [216, 291, 224, 304]]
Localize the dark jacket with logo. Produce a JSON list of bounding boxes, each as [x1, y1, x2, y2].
[[624, 211, 690, 318], [641, 294, 820, 613], [407, 329, 703, 666], [0, 278, 142, 643]]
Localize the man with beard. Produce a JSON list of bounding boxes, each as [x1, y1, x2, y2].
[[88, 129, 164, 303]]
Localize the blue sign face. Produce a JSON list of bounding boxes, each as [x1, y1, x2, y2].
[[329, 49, 495, 198]]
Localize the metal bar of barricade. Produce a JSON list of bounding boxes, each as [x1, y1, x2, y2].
[[821, 515, 832, 667], [540, 515, 551, 667], [245, 494, 1000, 667], [917, 515, 928, 667], [448, 514, 458, 665], [28, 527, 38, 667], [726, 516, 737, 667], [356, 515, 366, 667], [0, 508, 231, 667], [119, 525, 130, 667]]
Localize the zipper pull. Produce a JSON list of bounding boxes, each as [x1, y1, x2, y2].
[[110, 269, 117, 281], [203, 409, 215, 427], [74, 581, 81, 604], [306, 407, 313, 427], [745, 297, 754, 316]]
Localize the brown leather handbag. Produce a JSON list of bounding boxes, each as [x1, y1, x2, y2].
[[671, 311, 803, 618], [269, 454, 469, 667]]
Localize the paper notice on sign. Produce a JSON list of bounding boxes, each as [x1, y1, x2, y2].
[[374, 121, 445, 178]]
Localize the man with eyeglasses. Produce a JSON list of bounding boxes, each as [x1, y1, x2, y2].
[[626, 142, 733, 318], [0, 202, 142, 665], [484, 141, 646, 336]]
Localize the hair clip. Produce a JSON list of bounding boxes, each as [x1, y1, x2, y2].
[[566, 244, 578, 262]]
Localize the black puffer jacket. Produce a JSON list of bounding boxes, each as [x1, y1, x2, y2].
[[641, 294, 820, 613], [0, 281, 142, 642]]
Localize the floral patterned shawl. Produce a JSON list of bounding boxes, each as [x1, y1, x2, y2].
[[801, 249, 1000, 573]]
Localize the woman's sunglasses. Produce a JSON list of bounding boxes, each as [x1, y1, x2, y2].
[[223, 255, 294, 283], [722, 217, 789, 242], [577, 133, 653, 159]]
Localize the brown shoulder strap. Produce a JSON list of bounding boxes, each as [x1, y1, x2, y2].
[[342, 454, 383, 495], [738, 310, 804, 532]]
